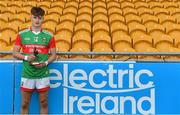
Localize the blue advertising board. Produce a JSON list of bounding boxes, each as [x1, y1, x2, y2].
[[0, 61, 14, 114], [0, 61, 180, 114]]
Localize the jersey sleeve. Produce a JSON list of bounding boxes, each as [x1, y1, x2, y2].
[[15, 34, 22, 46], [48, 37, 56, 48]]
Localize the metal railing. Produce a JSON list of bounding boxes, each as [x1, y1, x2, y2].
[[1, 51, 180, 62]]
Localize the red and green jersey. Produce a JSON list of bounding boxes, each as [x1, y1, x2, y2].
[[15, 27, 56, 79]]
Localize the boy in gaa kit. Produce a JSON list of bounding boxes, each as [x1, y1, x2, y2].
[[13, 7, 56, 114]]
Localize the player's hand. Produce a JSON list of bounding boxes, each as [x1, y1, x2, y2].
[[34, 62, 46, 68], [27, 55, 36, 62]]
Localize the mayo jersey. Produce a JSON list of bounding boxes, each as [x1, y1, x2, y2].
[[15, 28, 56, 79]]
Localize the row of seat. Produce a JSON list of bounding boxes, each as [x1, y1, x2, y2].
[[1, 0, 180, 60], [1, 3, 180, 14]]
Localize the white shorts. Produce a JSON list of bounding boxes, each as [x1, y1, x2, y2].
[[21, 77, 50, 92]]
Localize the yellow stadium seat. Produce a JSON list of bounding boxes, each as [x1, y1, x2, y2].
[[8, 1, 22, 8], [93, 13, 108, 24], [74, 21, 91, 34], [1, 29, 17, 44], [0, 40, 9, 58], [137, 7, 154, 16], [94, 0, 106, 2], [65, 1, 79, 9], [2, 22, 18, 32], [18, 6, 31, 15], [73, 30, 91, 43], [154, 35, 180, 60], [42, 21, 57, 34], [92, 50, 114, 60], [76, 14, 92, 24], [55, 30, 72, 45], [93, 21, 109, 34], [145, 22, 165, 34], [19, 22, 31, 32], [1, 6, 16, 14], [15, 13, 29, 23], [166, 24, 180, 40], [92, 41, 113, 60], [0, 1, 8, 7], [23, 1, 37, 7], [174, 32, 180, 48], [154, 34, 174, 52], [78, 7, 92, 16], [121, 1, 134, 9], [106, 0, 118, 2], [93, 7, 107, 16], [63, 7, 77, 16], [153, 7, 169, 16], [48, 7, 63, 15], [132, 31, 160, 60], [72, 34, 91, 48], [149, 1, 163, 9], [163, 22, 179, 33], [93, 1, 106, 9], [56, 40, 70, 59], [171, 11, 180, 23], [107, 1, 120, 9], [141, 14, 159, 24], [110, 21, 128, 34], [93, 30, 111, 44], [9, 19, 24, 32], [134, 1, 149, 9], [60, 13, 76, 23], [128, 22, 147, 36], [125, 14, 142, 24], [108, 7, 122, 16], [56, 21, 74, 34], [70, 40, 91, 59], [158, 14, 176, 24], [79, 1, 92, 8], [123, 7, 138, 16], [51, 1, 65, 9], [109, 13, 125, 24], [0, 13, 10, 22], [112, 31, 132, 46], [45, 14, 60, 24], [38, 1, 51, 9], [163, 1, 178, 8], [168, 7, 180, 16], [0, 20, 6, 30], [112, 31, 136, 60]]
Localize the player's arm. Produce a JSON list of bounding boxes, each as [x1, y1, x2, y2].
[[13, 34, 35, 61], [13, 45, 35, 61], [46, 37, 57, 64], [13, 45, 25, 60], [35, 37, 56, 68], [47, 47, 56, 64]]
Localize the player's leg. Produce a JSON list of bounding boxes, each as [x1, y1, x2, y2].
[[36, 77, 50, 114], [21, 90, 33, 114], [20, 78, 35, 114], [39, 90, 49, 114]]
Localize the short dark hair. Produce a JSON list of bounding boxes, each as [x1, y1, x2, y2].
[[31, 7, 45, 16]]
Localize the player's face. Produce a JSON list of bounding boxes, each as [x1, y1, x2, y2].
[[31, 15, 44, 28]]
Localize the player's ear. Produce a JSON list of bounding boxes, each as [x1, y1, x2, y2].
[[41, 16, 44, 21], [30, 15, 33, 21]]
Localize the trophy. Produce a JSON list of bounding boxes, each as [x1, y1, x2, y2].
[[31, 47, 40, 65]]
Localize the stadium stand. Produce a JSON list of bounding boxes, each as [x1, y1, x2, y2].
[[1, 0, 180, 60]]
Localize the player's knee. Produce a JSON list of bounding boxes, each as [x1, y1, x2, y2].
[[21, 100, 30, 109], [40, 98, 48, 108]]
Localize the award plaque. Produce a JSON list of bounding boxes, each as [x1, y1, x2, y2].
[[31, 47, 40, 65]]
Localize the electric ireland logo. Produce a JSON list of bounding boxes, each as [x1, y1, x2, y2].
[[49, 63, 155, 114]]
